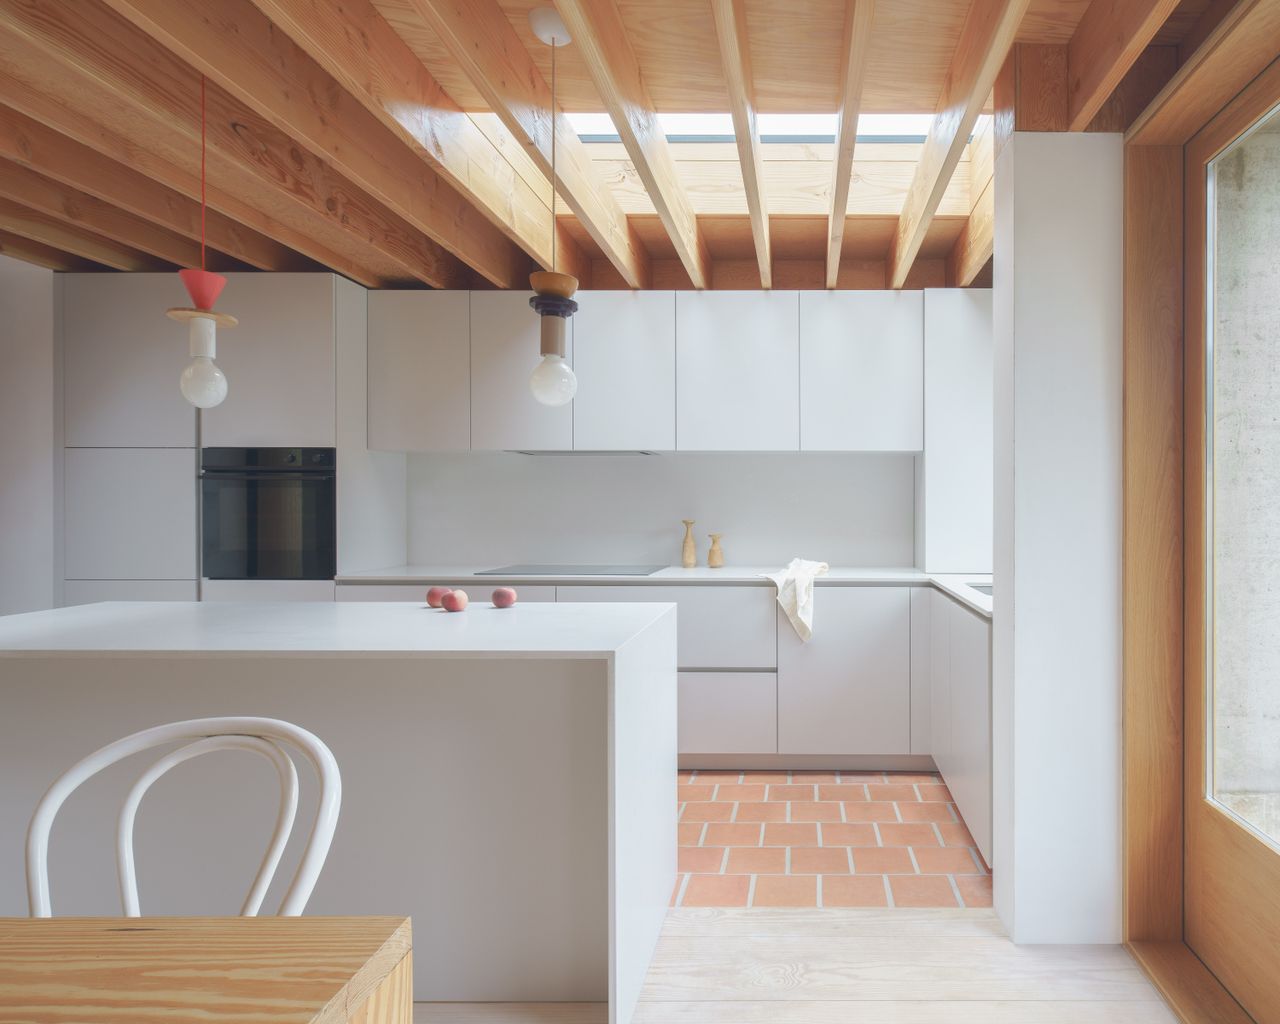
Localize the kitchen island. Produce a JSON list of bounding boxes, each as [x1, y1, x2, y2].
[[0, 600, 677, 1024]]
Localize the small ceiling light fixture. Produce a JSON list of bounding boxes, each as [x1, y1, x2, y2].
[[528, 7, 578, 408], [168, 74, 236, 409]]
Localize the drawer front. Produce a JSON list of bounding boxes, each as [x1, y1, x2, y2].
[[336, 583, 556, 603], [679, 672, 777, 755], [557, 585, 777, 669]]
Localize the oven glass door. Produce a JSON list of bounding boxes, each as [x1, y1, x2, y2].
[[202, 471, 336, 580]]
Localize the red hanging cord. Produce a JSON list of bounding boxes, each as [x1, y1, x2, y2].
[[200, 73, 206, 272]]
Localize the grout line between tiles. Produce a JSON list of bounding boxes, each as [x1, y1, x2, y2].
[[948, 873, 966, 908], [746, 874, 758, 908], [816, 873, 824, 909], [718, 847, 729, 874], [675, 873, 690, 907], [883, 874, 896, 908], [907, 847, 922, 874]]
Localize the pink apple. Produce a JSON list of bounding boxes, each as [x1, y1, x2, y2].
[[426, 586, 452, 608], [441, 589, 469, 612], [491, 586, 518, 608]]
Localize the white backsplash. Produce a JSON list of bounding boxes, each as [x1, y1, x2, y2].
[[406, 452, 915, 567]]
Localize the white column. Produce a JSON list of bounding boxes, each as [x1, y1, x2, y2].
[[993, 133, 1123, 943]]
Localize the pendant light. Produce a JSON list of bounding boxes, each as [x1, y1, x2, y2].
[[169, 74, 236, 409], [528, 8, 578, 407]]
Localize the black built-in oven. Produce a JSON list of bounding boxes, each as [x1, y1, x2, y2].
[[200, 447, 336, 581]]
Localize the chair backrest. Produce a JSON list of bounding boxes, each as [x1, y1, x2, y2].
[[26, 716, 341, 918]]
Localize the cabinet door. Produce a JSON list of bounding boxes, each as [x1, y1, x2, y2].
[[470, 292, 573, 451], [930, 589, 953, 774], [573, 291, 675, 450], [777, 586, 911, 754], [63, 274, 196, 447], [678, 672, 777, 754], [201, 580, 336, 602], [557, 585, 776, 669], [675, 291, 799, 451], [64, 448, 197, 580], [799, 291, 923, 451], [201, 274, 336, 447], [367, 291, 469, 451], [336, 583, 556, 603], [948, 602, 992, 865], [62, 579, 198, 606]]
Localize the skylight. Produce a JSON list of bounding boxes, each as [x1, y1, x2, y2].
[[566, 111, 945, 142]]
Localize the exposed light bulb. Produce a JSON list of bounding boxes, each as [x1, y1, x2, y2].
[[179, 356, 228, 408], [530, 353, 577, 406]]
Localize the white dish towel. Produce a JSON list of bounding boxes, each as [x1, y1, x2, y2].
[[763, 558, 830, 642]]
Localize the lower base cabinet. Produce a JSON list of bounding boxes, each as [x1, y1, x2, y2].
[[201, 580, 336, 602], [678, 672, 777, 754], [336, 583, 556, 602], [63, 580, 198, 606]]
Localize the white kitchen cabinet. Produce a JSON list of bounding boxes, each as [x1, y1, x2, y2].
[[948, 600, 993, 865], [336, 583, 556, 603], [64, 448, 197, 580], [367, 291, 470, 451], [201, 580, 336, 602], [201, 274, 337, 448], [777, 586, 911, 755], [799, 291, 923, 451], [557, 584, 776, 669], [62, 274, 196, 448], [470, 291, 573, 451], [62, 579, 198, 606], [929, 589, 953, 771], [678, 672, 777, 755], [909, 586, 932, 754], [573, 291, 675, 450], [675, 291, 799, 451]]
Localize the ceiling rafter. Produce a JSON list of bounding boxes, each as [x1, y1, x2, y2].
[[0, 195, 166, 271], [0, 225, 100, 271], [947, 110, 994, 286], [411, 0, 650, 288], [827, 0, 876, 289], [888, 0, 1029, 289], [711, 0, 771, 288]]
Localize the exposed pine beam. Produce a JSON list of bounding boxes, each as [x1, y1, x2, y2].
[[0, 103, 304, 272], [888, 0, 1028, 289], [412, 0, 649, 288], [711, 0, 770, 288], [102, 0, 527, 289], [827, 0, 876, 288], [246, 0, 585, 282], [0, 226, 100, 271], [1067, 0, 1183, 131], [0, 196, 167, 271], [947, 174, 994, 286], [0, 0, 467, 288]]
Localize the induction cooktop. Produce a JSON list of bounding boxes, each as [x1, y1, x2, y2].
[[475, 564, 666, 576]]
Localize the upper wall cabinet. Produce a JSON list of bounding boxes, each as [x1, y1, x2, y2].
[[676, 291, 800, 451], [367, 291, 470, 452], [573, 291, 676, 451], [799, 291, 924, 451], [63, 274, 196, 448], [201, 274, 336, 448], [470, 291, 573, 451]]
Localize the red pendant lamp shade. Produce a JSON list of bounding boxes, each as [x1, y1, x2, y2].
[[178, 267, 226, 311]]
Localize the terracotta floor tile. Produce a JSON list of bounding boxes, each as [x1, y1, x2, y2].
[[678, 822, 705, 846], [913, 846, 984, 874], [868, 783, 919, 802], [694, 771, 744, 782], [937, 821, 976, 846], [956, 873, 994, 907], [763, 822, 820, 846], [790, 801, 843, 822], [677, 770, 694, 783], [842, 801, 901, 822], [898, 801, 957, 823], [837, 772, 886, 782], [678, 846, 726, 873], [704, 822, 764, 847], [714, 783, 767, 802], [791, 772, 839, 783], [683, 873, 750, 907], [879, 822, 939, 847], [678, 784, 716, 803], [852, 847, 915, 874], [885, 773, 940, 784], [734, 801, 787, 822], [890, 874, 959, 907], [822, 822, 878, 846], [752, 874, 818, 907], [791, 846, 852, 873], [726, 846, 787, 874], [820, 784, 867, 801], [741, 771, 790, 783], [681, 801, 733, 822], [917, 783, 953, 802], [767, 783, 817, 801], [671, 874, 686, 906], [823, 874, 889, 907]]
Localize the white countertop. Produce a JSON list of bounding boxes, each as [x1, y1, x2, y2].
[[0, 601, 677, 659]]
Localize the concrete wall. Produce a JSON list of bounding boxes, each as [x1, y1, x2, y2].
[[993, 133, 1124, 943]]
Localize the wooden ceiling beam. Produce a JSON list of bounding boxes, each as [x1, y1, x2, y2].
[[1066, 0, 1183, 131], [0, 0, 467, 289], [0, 227, 101, 271], [887, 0, 1028, 289], [0, 196, 167, 271], [827, 0, 875, 288], [711, 0, 771, 288], [0, 103, 304, 272], [411, 0, 649, 288], [947, 174, 993, 286]]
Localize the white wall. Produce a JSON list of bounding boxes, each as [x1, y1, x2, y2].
[[993, 133, 1123, 943], [407, 452, 916, 567], [0, 256, 56, 614]]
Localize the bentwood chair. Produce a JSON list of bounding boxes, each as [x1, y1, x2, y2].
[[25, 716, 341, 917]]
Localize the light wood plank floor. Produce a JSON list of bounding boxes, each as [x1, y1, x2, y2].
[[414, 908, 1177, 1023]]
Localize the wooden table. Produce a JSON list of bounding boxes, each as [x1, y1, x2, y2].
[[0, 916, 411, 1024]]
